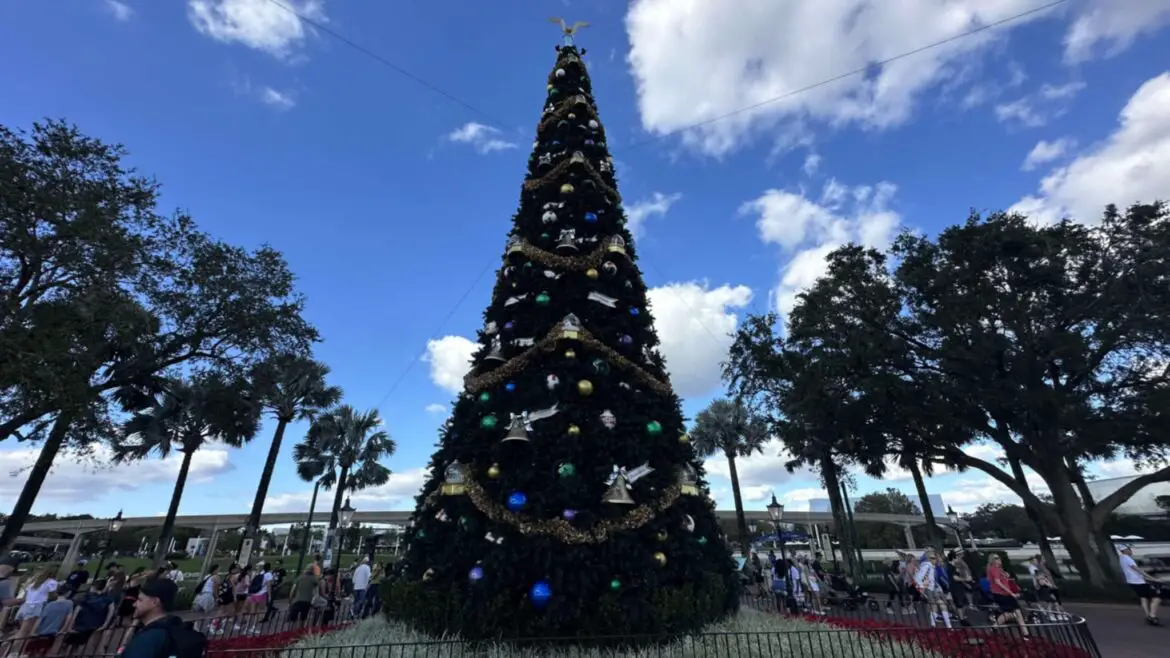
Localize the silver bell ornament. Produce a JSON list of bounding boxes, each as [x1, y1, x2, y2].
[[484, 336, 505, 362], [502, 413, 531, 443], [556, 228, 578, 252], [542, 210, 557, 224]]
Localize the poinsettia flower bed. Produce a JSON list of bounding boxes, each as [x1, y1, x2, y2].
[[813, 614, 1095, 658], [206, 623, 353, 657]]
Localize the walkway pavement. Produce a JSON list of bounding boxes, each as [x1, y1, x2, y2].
[[1066, 603, 1166, 658]]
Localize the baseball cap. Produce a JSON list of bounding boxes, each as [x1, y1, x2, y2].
[[138, 578, 178, 612]]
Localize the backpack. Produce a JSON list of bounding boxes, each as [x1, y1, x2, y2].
[[216, 578, 231, 599], [248, 572, 266, 594], [162, 620, 207, 658]]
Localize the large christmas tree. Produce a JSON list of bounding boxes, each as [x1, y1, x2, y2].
[[388, 29, 738, 640]]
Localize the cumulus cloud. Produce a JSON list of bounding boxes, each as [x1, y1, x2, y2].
[[1022, 137, 1076, 171], [0, 445, 234, 510], [702, 439, 819, 505], [423, 335, 476, 395], [1011, 72, 1170, 225], [103, 0, 134, 21], [995, 81, 1085, 128], [187, 0, 324, 60], [1064, 0, 1170, 63], [424, 403, 447, 415], [623, 1, 1153, 157], [264, 467, 429, 513], [624, 192, 681, 238], [447, 122, 517, 154], [646, 281, 753, 398], [741, 178, 901, 314]]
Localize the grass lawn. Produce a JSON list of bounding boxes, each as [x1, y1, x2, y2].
[[287, 609, 946, 657]]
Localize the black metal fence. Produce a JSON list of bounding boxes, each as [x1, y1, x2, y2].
[[0, 595, 1101, 658]]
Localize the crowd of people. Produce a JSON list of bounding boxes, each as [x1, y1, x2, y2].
[[740, 546, 1076, 634]]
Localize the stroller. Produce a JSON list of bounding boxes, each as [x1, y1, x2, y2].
[[824, 572, 880, 611]]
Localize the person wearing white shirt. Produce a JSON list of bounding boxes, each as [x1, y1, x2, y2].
[[915, 552, 951, 628], [1119, 545, 1162, 626], [13, 569, 58, 641], [352, 557, 372, 618]]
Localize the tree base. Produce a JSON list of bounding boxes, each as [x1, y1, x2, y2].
[[383, 573, 741, 641]]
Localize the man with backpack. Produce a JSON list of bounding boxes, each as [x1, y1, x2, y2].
[[120, 578, 207, 658]]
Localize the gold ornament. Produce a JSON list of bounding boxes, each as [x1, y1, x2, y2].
[[564, 348, 577, 359], [577, 379, 594, 396], [560, 183, 575, 195], [487, 463, 501, 479], [653, 552, 667, 567], [656, 529, 668, 541], [585, 267, 599, 279], [567, 424, 581, 436], [679, 433, 690, 444]]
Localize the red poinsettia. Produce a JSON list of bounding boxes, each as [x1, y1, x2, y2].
[[206, 623, 354, 657], [811, 614, 1095, 658]]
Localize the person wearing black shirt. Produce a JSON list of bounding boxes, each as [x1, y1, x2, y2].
[[63, 578, 116, 646], [64, 560, 91, 591], [119, 579, 193, 658]]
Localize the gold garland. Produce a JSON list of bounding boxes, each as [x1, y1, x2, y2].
[[537, 96, 599, 134], [523, 157, 621, 204], [462, 321, 669, 394], [465, 478, 682, 544], [512, 237, 625, 271]]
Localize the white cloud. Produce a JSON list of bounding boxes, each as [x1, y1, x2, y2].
[[447, 122, 517, 154], [1064, 0, 1170, 63], [624, 0, 1066, 157], [1022, 137, 1075, 171], [702, 440, 820, 505], [424, 403, 446, 415], [1011, 72, 1170, 225], [802, 153, 822, 177], [646, 281, 753, 398], [260, 87, 296, 110], [0, 445, 234, 510], [625, 192, 681, 238], [264, 467, 428, 513], [995, 81, 1084, 128], [187, 0, 325, 60], [423, 335, 476, 395], [741, 178, 900, 314], [103, 0, 134, 21]]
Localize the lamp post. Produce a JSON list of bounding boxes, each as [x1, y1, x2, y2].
[[945, 506, 976, 551], [93, 510, 124, 575], [339, 498, 355, 563], [747, 521, 757, 553], [767, 493, 790, 611]]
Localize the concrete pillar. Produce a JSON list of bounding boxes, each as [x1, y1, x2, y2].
[[57, 532, 87, 579], [903, 525, 917, 550], [199, 526, 221, 578]]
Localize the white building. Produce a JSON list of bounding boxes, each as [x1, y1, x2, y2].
[[1085, 476, 1170, 517]]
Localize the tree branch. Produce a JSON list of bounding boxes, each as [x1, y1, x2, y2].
[[943, 448, 1064, 530], [1091, 464, 1170, 525]]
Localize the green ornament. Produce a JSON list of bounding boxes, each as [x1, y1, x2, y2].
[[646, 420, 663, 436], [535, 292, 551, 306], [558, 462, 576, 477], [540, 232, 551, 241], [459, 516, 472, 530], [477, 391, 491, 403], [591, 358, 609, 375], [523, 261, 534, 268], [550, 88, 560, 96], [417, 529, 427, 539], [698, 536, 708, 546], [609, 579, 621, 591], [481, 414, 498, 430]]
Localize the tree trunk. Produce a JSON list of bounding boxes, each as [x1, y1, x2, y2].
[[1045, 466, 1114, 585], [907, 459, 945, 547], [238, 418, 290, 559], [726, 452, 751, 557], [295, 480, 321, 575], [0, 410, 75, 555], [323, 467, 349, 567], [154, 448, 194, 569], [1007, 453, 1063, 578], [820, 455, 857, 576]]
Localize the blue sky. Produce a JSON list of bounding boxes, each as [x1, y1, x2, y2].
[[2, 0, 1168, 523]]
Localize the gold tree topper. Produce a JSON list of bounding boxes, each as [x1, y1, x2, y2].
[[549, 17, 589, 46]]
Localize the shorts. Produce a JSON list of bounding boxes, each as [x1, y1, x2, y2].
[[15, 601, 44, 621], [235, 594, 248, 603], [951, 582, 970, 607], [247, 592, 267, 605], [992, 593, 1020, 612], [1130, 583, 1161, 600], [193, 592, 216, 612], [921, 588, 946, 605]]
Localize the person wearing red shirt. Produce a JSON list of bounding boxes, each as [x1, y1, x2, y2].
[[987, 554, 1028, 635]]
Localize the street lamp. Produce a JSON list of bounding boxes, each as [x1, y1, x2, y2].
[[94, 510, 124, 574], [945, 505, 975, 550], [946, 506, 958, 527], [767, 493, 791, 611], [340, 498, 355, 527]]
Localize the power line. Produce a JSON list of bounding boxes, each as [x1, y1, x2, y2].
[[263, 0, 510, 127]]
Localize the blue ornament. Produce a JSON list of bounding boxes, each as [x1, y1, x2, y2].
[[629, 307, 640, 316], [585, 139, 595, 146], [505, 381, 517, 392], [469, 566, 484, 582], [584, 212, 598, 223], [530, 581, 552, 607], [551, 140, 562, 147], [507, 491, 528, 511], [504, 321, 514, 331]]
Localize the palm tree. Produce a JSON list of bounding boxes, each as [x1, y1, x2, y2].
[[292, 405, 394, 566], [113, 374, 260, 568], [239, 354, 341, 557], [690, 398, 769, 557]]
